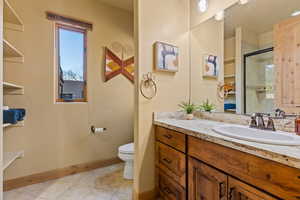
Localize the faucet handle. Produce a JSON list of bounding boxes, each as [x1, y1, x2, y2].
[[275, 108, 286, 118], [249, 115, 257, 128], [266, 116, 276, 131]]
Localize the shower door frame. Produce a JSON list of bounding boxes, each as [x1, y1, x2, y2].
[[243, 47, 274, 114]]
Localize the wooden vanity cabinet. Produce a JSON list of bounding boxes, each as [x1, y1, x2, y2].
[[155, 126, 300, 200]]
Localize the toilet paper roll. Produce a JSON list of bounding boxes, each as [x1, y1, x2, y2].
[[91, 126, 107, 134]]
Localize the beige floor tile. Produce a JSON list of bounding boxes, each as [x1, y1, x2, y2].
[[4, 191, 46, 200], [4, 163, 132, 200]]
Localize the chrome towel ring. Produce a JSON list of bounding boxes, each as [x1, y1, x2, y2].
[[140, 72, 157, 100]]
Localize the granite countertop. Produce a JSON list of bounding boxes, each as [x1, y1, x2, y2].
[[153, 113, 300, 170]]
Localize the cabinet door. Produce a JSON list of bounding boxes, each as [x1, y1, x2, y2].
[[188, 157, 227, 200], [228, 177, 279, 200], [275, 15, 300, 110], [158, 169, 186, 200]]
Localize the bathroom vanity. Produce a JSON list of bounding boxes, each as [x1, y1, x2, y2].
[[154, 114, 300, 200]]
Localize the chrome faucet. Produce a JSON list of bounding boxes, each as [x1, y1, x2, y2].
[[249, 113, 276, 131], [275, 108, 286, 118]]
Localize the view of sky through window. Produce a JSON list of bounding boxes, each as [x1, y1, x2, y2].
[[59, 28, 84, 81]]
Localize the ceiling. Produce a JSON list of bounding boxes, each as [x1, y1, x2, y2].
[[225, 0, 300, 38], [97, 0, 133, 12]]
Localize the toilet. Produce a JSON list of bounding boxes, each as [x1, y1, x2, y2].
[[118, 143, 134, 180]]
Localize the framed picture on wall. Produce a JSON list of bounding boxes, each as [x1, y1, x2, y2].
[[203, 54, 219, 78], [154, 42, 179, 72]]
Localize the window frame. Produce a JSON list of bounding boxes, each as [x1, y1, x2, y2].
[[55, 23, 88, 103]]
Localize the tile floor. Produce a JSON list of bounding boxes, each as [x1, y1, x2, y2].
[[4, 163, 132, 200]]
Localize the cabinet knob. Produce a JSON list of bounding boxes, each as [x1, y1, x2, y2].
[[163, 187, 173, 195], [162, 158, 172, 164], [163, 134, 173, 139]]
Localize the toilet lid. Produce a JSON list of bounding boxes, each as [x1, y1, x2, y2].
[[119, 143, 134, 154]]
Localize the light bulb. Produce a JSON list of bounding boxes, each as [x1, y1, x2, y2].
[[215, 10, 224, 21], [198, 0, 208, 13], [239, 0, 249, 5]]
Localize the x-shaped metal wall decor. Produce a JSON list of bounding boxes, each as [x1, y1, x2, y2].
[[104, 47, 134, 83]]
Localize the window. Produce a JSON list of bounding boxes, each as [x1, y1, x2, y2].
[[56, 24, 87, 102]]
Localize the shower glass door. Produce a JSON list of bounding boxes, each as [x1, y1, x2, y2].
[[244, 48, 275, 114]]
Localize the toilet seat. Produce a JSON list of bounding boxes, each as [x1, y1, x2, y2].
[[119, 143, 134, 154]]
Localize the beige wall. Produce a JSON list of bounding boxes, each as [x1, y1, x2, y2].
[[225, 37, 236, 60], [190, 18, 224, 111], [4, 0, 134, 180], [190, 0, 238, 28], [134, 0, 190, 195], [259, 31, 273, 49]]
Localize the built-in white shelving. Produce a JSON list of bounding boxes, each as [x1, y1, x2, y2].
[[3, 121, 25, 128], [2, 0, 26, 181], [224, 57, 235, 63], [3, 151, 24, 170], [3, 39, 24, 63], [225, 109, 236, 113], [224, 74, 235, 79], [3, 123, 11, 128], [3, 81, 24, 95], [4, 0, 24, 31]]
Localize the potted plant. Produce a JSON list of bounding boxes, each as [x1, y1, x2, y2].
[[178, 101, 198, 120], [199, 99, 216, 112]]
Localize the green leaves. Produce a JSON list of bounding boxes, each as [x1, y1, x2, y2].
[[199, 99, 215, 112], [178, 99, 216, 114], [178, 102, 199, 114]]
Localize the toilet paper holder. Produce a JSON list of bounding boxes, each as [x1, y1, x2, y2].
[[91, 126, 107, 134]]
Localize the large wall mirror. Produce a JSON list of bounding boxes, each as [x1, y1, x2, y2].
[[190, 0, 300, 115]]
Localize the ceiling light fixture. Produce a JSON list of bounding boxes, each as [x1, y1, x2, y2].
[[198, 0, 208, 13], [291, 10, 300, 17], [215, 10, 224, 21], [239, 0, 249, 5]]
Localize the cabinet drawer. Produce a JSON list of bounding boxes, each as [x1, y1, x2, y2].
[[156, 126, 186, 152], [156, 142, 186, 187], [158, 170, 186, 200], [228, 177, 279, 200], [188, 136, 300, 200]]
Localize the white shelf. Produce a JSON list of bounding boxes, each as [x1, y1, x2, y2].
[[3, 151, 24, 170], [3, 39, 24, 63], [225, 57, 235, 63], [3, 82, 24, 95], [3, 123, 11, 128], [225, 91, 236, 95], [224, 74, 235, 78], [225, 109, 236, 113], [3, 121, 25, 128], [4, 0, 24, 31]]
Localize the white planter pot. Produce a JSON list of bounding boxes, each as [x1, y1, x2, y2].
[[184, 113, 194, 120]]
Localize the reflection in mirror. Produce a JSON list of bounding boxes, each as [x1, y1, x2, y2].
[[190, 17, 224, 112], [190, 0, 300, 115], [244, 48, 274, 114]]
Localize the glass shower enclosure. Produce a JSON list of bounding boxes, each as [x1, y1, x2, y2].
[[244, 48, 275, 114]]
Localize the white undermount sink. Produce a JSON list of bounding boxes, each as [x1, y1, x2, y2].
[[213, 125, 300, 146]]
